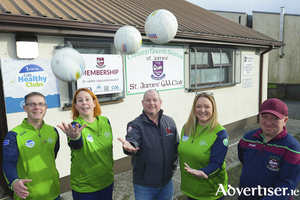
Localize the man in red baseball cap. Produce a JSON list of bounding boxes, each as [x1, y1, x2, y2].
[[258, 98, 289, 143], [237, 98, 300, 199]]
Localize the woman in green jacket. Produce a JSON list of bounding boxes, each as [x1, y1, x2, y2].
[[178, 92, 229, 200], [58, 88, 114, 200]]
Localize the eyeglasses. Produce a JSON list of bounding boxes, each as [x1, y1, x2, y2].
[[25, 102, 46, 107], [195, 91, 214, 97]]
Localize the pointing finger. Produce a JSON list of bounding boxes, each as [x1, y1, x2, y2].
[[117, 137, 126, 144]]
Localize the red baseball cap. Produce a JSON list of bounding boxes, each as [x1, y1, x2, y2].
[[259, 98, 288, 119]]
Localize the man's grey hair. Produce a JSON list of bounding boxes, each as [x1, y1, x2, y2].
[[143, 89, 161, 100], [25, 92, 45, 103]]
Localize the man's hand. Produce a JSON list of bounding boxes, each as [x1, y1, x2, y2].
[[184, 163, 208, 179], [57, 122, 86, 140], [13, 179, 32, 199], [118, 137, 139, 153]]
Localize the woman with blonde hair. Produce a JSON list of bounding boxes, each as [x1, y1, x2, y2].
[[178, 92, 229, 200], [58, 88, 114, 200]]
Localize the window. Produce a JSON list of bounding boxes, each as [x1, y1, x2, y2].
[[63, 38, 124, 108], [189, 46, 241, 89]]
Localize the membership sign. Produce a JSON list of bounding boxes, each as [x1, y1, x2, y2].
[[77, 54, 123, 95], [125, 45, 184, 95]]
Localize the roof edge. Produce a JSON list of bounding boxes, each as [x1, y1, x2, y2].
[[0, 13, 285, 48]]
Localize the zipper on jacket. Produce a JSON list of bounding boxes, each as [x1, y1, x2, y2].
[[260, 143, 266, 155], [38, 129, 43, 145], [158, 124, 166, 185], [142, 163, 146, 179]]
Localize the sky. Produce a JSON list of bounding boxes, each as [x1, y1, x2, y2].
[[186, 0, 300, 15]]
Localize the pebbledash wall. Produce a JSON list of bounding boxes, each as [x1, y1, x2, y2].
[[0, 32, 268, 191]]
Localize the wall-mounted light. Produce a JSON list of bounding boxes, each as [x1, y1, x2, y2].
[[255, 48, 260, 55], [15, 34, 39, 59]]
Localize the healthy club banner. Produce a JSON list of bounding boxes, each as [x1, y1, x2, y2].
[[1, 58, 60, 114]]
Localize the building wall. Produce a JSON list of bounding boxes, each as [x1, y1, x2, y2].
[[253, 12, 299, 84], [213, 10, 300, 84], [253, 12, 300, 98], [211, 11, 247, 26], [212, 10, 300, 98], [0, 33, 267, 179]]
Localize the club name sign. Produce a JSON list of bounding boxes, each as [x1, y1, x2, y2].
[[125, 45, 184, 95]]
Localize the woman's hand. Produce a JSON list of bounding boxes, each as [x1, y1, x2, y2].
[[57, 122, 86, 140], [184, 163, 208, 179]]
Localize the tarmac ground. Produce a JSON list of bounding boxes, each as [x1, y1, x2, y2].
[[1, 99, 300, 200]]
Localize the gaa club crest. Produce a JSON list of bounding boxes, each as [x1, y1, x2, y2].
[[267, 156, 280, 171], [96, 57, 105, 68], [151, 61, 166, 80]]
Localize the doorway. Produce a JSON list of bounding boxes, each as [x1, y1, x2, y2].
[[0, 67, 10, 195]]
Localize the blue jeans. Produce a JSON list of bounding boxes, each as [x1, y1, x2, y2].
[[72, 182, 114, 200], [188, 196, 224, 200], [54, 195, 60, 200], [134, 178, 174, 200]]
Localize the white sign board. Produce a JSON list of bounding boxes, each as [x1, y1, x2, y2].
[[1, 58, 60, 113], [125, 45, 184, 95], [243, 55, 254, 76], [77, 54, 123, 95], [243, 78, 253, 88]]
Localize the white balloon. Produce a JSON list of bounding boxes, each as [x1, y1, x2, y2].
[[145, 9, 178, 44], [51, 47, 85, 82], [114, 26, 142, 54]]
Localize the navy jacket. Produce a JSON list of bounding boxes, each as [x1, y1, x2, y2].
[[125, 110, 179, 187], [238, 128, 300, 200]]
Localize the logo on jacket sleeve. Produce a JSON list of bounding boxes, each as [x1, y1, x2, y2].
[[3, 140, 9, 146], [87, 134, 94, 142], [223, 138, 229, 146], [25, 140, 35, 148], [127, 126, 133, 133], [267, 156, 280, 171]]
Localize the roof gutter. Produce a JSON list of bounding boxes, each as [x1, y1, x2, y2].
[[171, 38, 274, 48], [258, 45, 274, 120]]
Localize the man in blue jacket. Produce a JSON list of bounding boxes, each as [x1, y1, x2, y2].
[[118, 89, 179, 200], [238, 98, 300, 200]]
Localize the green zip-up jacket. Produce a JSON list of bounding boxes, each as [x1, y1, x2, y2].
[[178, 123, 229, 199], [3, 118, 60, 200], [68, 115, 114, 193]]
